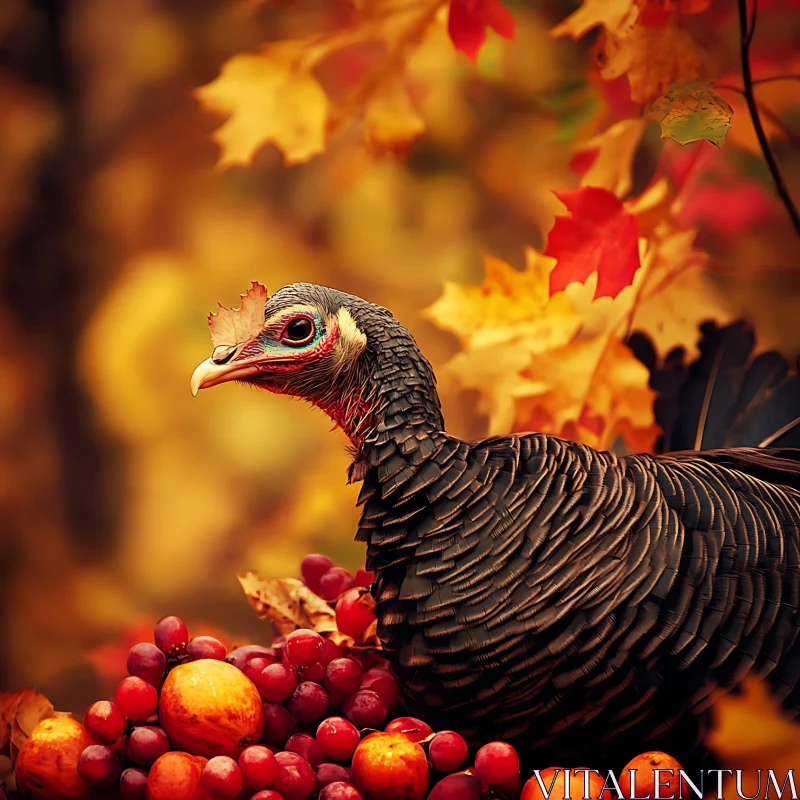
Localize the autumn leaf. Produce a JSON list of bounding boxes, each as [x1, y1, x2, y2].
[[0, 690, 55, 765], [196, 44, 329, 166], [544, 186, 642, 300], [447, 0, 515, 61], [423, 252, 581, 432], [573, 118, 647, 198], [647, 81, 733, 147], [238, 572, 382, 649], [550, 0, 638, 40], [364, 75, 426, 154], [208, 281, 268, 348], [600, 25, 702, 104]]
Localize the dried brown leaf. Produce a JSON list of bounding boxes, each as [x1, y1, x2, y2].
[[208, 281, 269, 348], [0, 690, 55, 766], [238, 572, 352, 646]]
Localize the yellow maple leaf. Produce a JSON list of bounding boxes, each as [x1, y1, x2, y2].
[[196, 43, 329, 166], [577, 118, 647, 198], [515, 331, 657, 451], [363, 75, 426, 153], [600, 24, 702, 104], [550, 0, 638, 40]]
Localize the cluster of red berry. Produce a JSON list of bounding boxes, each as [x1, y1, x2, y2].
[[8, 553, 683, 800]]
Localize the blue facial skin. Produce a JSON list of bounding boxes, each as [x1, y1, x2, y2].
[[250, 310, 326, 358]]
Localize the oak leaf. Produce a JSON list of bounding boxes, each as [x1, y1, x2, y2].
[[647, 81, 733, 147], [447, 0, 515, 61], [600, 25, 702, 104], [196, 44, 329, 166], [208, 281, 268, 348], [544, 186, 642, 300]]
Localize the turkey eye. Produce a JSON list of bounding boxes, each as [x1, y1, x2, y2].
[[283, 317, 314, 344]]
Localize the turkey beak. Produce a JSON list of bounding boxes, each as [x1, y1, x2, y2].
[[190, 355, 262, 396]]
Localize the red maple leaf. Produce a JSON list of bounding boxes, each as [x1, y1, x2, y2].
[[544, 186, 642, 300], [447, 0, 515, 61]]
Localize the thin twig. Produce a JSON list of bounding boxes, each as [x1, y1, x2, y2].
[[737, 0, 800, 235], [716, 83, 800, 150], [753, 75, 800, 85]]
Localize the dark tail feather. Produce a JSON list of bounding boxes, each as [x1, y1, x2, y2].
[[628, 321, 800, 452]]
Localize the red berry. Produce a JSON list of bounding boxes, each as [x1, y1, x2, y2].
[[428, 773, 482, 800], [83, 700, 126, 744], [285, 629, 324, 668], [114, 676, 159, 721], [343, 690, 387, 728], [244, 655, 278, 683], [287, 682, 330, 724], [316, 717, 360, 761], [324, 658, 363, 695], [227, 644, 276, 671], [320, 782, 363, 800], [429, 731, 468, 772], [315, 763, 351, 792], [77, 744, 122, 786], [353, 568, 374, 587], [301, 554, 334, 592], [127, 643, 167, 686], [474, 741, 520, 786], [126, 725, 170, 766], [261, 702, 298, 748], [153, 615, 189, 655], [119, 767, 148, 800], [300, 662, 325, 682], [186, 635, 227, 662], [318, 568, 355, 601], [272, 751, 315, 800], [252, 792, 285, 800], [239, 745, 279, 790], [359, 671, 399, 710], [384, 716, 433, 744], [285, 733, 324, 768], [201, 755, 244, 800], [257, 663, 299, 702], [319, 637, 345, 667], [335, 589, 376, 640]]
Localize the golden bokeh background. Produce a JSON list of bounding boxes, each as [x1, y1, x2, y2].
[[1, 3, 800, 767]]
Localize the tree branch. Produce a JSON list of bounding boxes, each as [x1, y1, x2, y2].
[[737, 0, 800, 235]]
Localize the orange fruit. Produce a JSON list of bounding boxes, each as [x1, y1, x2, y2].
[[351, 732, 429, 800], [522, 767, 610, 800], [160, 659, 264, 758], [619, 752, 685, 800], [15, 716, 93, 800], [146, 751, 207, 800]]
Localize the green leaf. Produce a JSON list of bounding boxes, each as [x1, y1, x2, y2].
[[647, 81, 733, 147]]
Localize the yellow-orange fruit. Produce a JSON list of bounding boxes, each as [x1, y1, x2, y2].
[[351, 732, 429, 800], [619, 752, 686, 800], [522, 767, 611, 800], [160, 659, 265, 758], [146, 751, 207, 800], [15, 716, 93, 800]]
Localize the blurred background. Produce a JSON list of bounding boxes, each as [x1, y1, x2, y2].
[[0, 0, 799, 736]]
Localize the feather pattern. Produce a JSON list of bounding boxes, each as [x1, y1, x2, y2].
[[257, 286, 800, 770]]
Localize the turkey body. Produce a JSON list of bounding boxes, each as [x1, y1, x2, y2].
[[357, 432, 800, 768], [194, 283, 800, 770]]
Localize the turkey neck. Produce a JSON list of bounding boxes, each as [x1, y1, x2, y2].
[[346, 319, 446, 482]]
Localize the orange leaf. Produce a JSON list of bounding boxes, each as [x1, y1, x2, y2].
[[545, 186, 642, 300], [0, 690, 55, 766], [208, 281, 269, 348], [447, 0, 515, 61]]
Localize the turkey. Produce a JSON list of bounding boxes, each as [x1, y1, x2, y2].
[[191, 282, 800, 770]]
